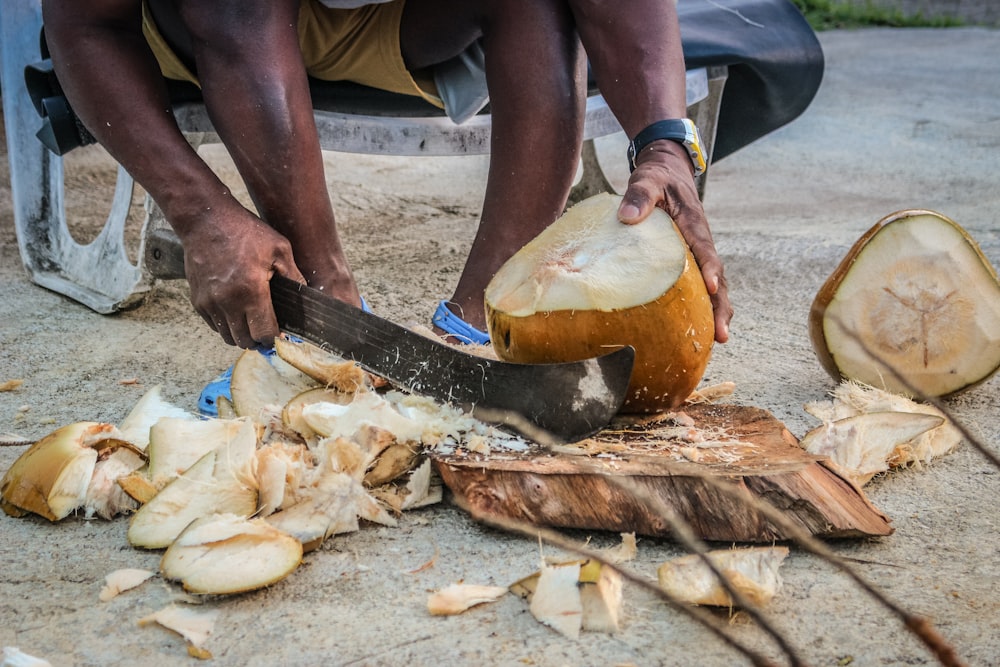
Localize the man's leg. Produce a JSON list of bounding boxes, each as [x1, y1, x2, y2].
[[401, 0, 587, 332], [172, 0, 362, 307]]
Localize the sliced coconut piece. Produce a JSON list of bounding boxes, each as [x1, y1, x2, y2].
[[0, 422, 136, 521], [529, 561, 584, 639], [805, 380, 962, 468], [364, 442, 420, 488], [127, 420, 259, 549], [283, 387, 353, 443], [99, 568, 156, 602], [485, 193, 715, 412], [427, 583, 508, 616], [118, 385, 193, 451], [657, 546, 789, 608], [579, 562, 623, 633], [230, 349, 318, 422], [160, 514, 303, 595], [255, 442, 311, 516], [138, 604, 219, 650], [801, 411, 944, 485], [84, 443, 147, 519], [810, 209, 1000, 398], [1, 647, 52, 667], [216, 395, 237, 420], [266, 471, 364, 551], [146, 418, 252, 489], [117, 472, 160, 505], [274, 337, 371, 392]]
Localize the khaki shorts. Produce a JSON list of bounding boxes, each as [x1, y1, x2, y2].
[[141, 0, 442, 108]]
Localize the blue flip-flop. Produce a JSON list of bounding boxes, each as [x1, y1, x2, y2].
[[431, 300, 490, 345], [198, 297, 371, 417]]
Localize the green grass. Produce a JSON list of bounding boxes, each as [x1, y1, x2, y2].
[[790, 0, 966, 29]]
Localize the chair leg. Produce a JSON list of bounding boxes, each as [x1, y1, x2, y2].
[[1, 0, 152, 314]]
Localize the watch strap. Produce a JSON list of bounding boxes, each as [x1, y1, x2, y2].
[[627, 118, 706, 176]]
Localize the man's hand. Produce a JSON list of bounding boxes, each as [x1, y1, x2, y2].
[[181, 204, 306, 349], [618, 140, 733, 344]]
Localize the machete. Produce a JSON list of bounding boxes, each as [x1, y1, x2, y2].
[[269, 275, 635, 442]]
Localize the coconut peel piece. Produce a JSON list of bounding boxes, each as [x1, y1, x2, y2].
[[138, 604, 219, 651], [255, 442, 311, 516], [810, 209, 1000, 398], [800, 411, 944, 485], [274, 336, 371, 392], [657, 546, 789, 608], [127, 420, 259, 549], [529, 561, 584, 639], [0, 422, 138, 521], [118, 385, 194, 451], [146, 418, 252, 490], [485, 193, 714, 412], [579, 562, 624, 633], [160, 514, 303, 595], [283, 387, 352, 443], [99, 568, 156, 602], [805, 380, 962, 468], [1, 647, 52, 667], [427, 583, 508, 616], [117, 472, 159, 505], [84, 443, 147, 519], [230, 348, 318, 423], [266, 470, 366, 551]]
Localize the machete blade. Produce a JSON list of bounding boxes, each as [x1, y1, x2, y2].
[[270, 275, 634, 442]]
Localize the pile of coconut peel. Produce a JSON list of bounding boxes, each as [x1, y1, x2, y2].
[[0, 333, 967, 659]]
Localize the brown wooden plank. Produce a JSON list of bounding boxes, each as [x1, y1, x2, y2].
[[431, 404, 892, 542]]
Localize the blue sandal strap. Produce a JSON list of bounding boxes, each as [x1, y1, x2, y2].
[[432, 300, 491, 345], [198, 296, 372, 417]]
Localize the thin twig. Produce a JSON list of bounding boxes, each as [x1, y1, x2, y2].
[[459, 498, 781, 667]]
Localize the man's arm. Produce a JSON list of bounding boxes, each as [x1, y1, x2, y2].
[[42, 0, 307, 348], [569, 0, 733, 343]]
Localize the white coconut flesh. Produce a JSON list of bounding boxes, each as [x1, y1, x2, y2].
[[160, 514, 303, 595], [820, 213, 1000, 397], [485, 194, 687, 316]]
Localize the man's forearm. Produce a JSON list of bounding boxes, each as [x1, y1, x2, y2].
[[568, 0, 688, 138], [42, 0, 235, 240]]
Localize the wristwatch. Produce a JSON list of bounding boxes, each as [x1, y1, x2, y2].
[[627, 118, 707, 176]]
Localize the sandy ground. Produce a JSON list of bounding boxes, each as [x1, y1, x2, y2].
[[2, 27, 1000, 667]]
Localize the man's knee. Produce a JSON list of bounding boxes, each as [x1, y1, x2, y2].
[[175, 0, 299, 56]]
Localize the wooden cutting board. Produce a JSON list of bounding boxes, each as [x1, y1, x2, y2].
[[431, 403, 892, 543]]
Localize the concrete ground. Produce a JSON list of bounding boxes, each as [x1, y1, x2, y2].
[[1, 27, 999, 667]]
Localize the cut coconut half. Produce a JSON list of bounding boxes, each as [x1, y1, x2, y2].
[[160, 513, 303, 595], [810, 209, 1000, 398], [485, 193, 714, 412]]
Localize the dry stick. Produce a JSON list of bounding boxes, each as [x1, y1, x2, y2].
[[461, 501, 781, 667], [612, 467, 965, 667], [478, 408, 804, 667]]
